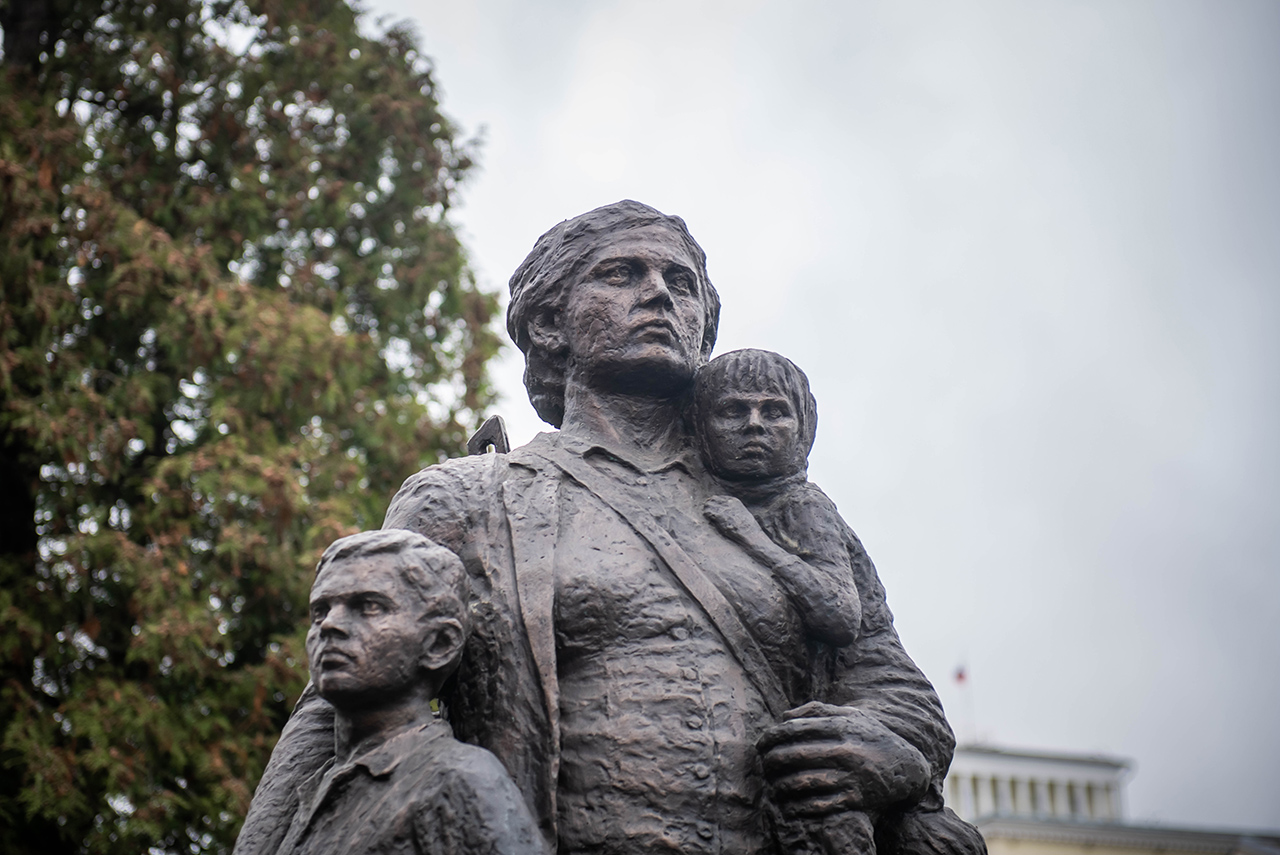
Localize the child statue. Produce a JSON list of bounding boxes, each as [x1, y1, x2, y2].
[[694, 348, 876, 855], [694, 348, 863, 649], [274, 529, 545, 855]]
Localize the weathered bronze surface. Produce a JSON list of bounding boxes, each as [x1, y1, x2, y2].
[[235, 201, 985, 855], [262, 530, 544, 855]]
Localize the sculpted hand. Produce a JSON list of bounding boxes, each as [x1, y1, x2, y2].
[[703, 495, 765, 544], [757, 702, 930, 817]]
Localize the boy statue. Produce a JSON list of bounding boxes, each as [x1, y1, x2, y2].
[[274, 529, 545, 855]]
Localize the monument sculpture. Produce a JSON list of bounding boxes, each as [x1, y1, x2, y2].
[[234, 200, 985, 855], [274, 530, 544, 854]]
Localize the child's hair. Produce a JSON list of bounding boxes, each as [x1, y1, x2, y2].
[[692, 348, 819, 462], [315, 529, 470, 677]]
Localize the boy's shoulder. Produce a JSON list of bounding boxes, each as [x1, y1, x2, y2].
[[396, 723, 517, 788], [431, 734, 518, 782], [397, 727, 546, 853]]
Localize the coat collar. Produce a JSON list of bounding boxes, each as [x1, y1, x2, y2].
[[285, 718, 452, 850], [526, 429, 699, 476], [342, 718, 452, 777]]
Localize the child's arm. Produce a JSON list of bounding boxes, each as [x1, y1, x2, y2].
[[704, 493, 861, 646]]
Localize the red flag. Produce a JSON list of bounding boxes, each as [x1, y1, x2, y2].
[[954, 666, 967, 684]]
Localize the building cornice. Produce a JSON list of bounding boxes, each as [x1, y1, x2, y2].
[[958, 744, 1131, 770], [977, 818, 1280, 855]]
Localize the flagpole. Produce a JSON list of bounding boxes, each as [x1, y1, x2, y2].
[[954, 661, 979, 745]]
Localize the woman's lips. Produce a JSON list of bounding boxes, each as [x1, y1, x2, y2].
[[631, 317, 677, 337]]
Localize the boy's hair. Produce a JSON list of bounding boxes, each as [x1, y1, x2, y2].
[[315, 530, 470, 676], [692, 348, 819, 459]]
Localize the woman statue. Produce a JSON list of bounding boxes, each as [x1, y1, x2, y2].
[[235, 201, 983, 855]]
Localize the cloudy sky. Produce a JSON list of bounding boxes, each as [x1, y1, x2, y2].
[[368, 0, 1279, 829]]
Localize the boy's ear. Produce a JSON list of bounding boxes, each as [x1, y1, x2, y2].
[[419, 617, 466, 675], [527, 309, 567, 354]]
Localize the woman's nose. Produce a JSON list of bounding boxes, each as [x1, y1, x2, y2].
[[635, 268, 674, 306]]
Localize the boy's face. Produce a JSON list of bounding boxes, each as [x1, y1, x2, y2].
[[702, 386, 804, 480], [306, 556, 431, 709]]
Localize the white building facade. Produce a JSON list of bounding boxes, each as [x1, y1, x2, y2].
[[946, 745, 1127, 823], [945, 745, 1280, 855]]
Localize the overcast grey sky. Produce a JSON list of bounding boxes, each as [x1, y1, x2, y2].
[[368, 0, 1279, 830]]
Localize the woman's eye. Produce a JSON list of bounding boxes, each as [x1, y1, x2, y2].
[[360, 601, 385, 616], [600, 264, 630, 284], [667, 271, 694, 292], [310, 606, 327, 623]]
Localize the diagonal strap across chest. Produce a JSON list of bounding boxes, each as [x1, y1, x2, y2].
[[527, 446, 791, 720]]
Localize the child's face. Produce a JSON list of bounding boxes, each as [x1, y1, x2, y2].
[[701, 386, 804, 481], [306, 557, 433, 708]]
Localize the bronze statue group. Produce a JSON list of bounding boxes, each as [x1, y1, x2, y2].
[[233, 201, 987, 855]]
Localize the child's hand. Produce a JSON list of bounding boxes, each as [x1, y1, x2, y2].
[[703, 494, 761, 541]]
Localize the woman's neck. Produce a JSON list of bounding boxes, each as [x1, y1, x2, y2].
[[560, 382, 689, 462]]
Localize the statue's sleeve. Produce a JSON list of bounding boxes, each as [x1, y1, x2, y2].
[[233, 459, 492, 855], [807, 489, 984, 855], [232, 683, 332, 855], [794, 488, 955, 786], [757, 485, 863, 645], [383, 454, 501, 554]]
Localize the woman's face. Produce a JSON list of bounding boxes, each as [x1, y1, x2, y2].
[[557, 225, 708, 395]]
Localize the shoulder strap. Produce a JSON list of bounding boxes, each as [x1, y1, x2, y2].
[[529, 447, 790, 719]]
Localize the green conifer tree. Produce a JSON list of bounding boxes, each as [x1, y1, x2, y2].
[[0, 2, 499, 851]]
